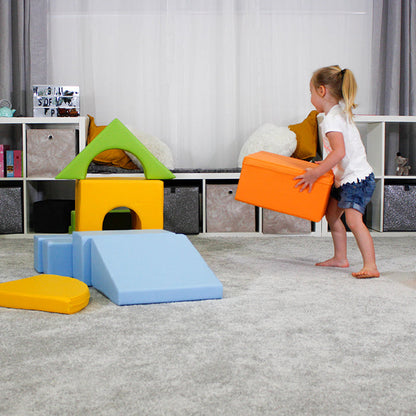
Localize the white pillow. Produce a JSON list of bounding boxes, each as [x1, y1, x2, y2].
[[238, 123, 297, 167], [124, 128, 174, 170]]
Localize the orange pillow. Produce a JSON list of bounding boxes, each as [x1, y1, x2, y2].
[[289, 110, 319, 160], [87, 115, 137, 169]]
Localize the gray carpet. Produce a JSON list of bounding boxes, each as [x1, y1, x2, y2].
[[1, 234, 416, 416]]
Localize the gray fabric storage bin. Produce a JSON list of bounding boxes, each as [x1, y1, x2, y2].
[[206, 184, 255, 232], [0, 186, 23, 233], [164, 186, 200, 234], [384, 184, 416, 231], [27, 128, 76, 177], [262, 209, 311, 234]]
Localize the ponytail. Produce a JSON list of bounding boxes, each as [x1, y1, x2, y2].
[[311, 65, 358, 120], [341, 69, 357, 120]]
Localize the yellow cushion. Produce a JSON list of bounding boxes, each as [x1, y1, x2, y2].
[[289, 110, 319, 160], [87, 115, 137, 169], [0, 275, 90, 314]]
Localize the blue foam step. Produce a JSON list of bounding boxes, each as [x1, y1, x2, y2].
[[34, 235, 73, 273], [90, 233, 223, 305], [72, 229, 170, 286], [42, 238, 73, 277]]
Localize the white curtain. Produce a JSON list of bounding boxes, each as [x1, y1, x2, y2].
[[47, 0, 373, 169]]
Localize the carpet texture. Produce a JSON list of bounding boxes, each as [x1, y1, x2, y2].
[[0, 234, 415, 416]]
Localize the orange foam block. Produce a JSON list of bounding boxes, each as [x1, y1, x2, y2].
[[0, 275, 90, 314], [235, 151, 334, 222], [75, 178, 163, 232]]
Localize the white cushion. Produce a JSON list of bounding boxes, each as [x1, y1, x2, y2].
[[238, 123, 297, 167], [124, 128, 174, 170]]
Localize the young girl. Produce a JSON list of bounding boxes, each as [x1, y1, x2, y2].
[[295, 65, 379, 279]]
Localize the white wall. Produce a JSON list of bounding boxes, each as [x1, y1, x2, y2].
[[47, 0, 373, 168]]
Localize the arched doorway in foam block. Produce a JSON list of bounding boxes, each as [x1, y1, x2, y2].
[[75, 178, 163, 232], [102, 207, 142, 231]]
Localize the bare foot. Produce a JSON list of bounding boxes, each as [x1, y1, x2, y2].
[[315, 258, 349, 268], [352, 268, 380, 279]]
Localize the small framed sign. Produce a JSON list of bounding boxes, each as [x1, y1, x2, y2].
[[33, 85, 80, 117]]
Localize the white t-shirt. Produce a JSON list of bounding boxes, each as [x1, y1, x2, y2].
[[321, 104, 373, 187]]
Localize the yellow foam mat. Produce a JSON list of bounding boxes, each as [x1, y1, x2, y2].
[[0, 275, 90, 314]]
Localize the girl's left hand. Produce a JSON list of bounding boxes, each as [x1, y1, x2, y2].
[[294, 168, 320, 192]]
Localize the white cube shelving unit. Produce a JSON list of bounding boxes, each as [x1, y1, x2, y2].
[[0, 117, 88, 234], [355, 115, 416, 233], [1, 115, 415, 236]]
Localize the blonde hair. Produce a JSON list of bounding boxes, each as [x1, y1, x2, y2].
[[311, 65, 358, 119]]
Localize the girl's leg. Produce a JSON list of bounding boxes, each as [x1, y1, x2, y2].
[[316, 197, 349, 268], [344, 208, 379, 278]]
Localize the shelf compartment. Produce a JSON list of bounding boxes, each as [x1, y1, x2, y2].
[[383, 181, 416, 231], [262, 209, 312, 234], [357, 121, 385, 178], [206, 182, 256, 232], [0, 124, 23, 150], [0, 182, 23, 234], [364, 178, 383, 232], [164, 184, 201, 234], [26, 180, 75, 233], [26, 127, 77, 178], [32, 199, 75, 233], [385, 123, 416, 176]]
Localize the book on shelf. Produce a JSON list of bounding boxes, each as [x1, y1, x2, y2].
[[5, 150, 22, 178], [14, 150, 22, 177], [0, 144, 10, 177]]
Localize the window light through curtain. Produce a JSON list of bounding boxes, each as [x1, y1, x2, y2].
[[47, 0, 373, 169]]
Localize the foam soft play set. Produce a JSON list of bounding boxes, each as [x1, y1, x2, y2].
[[33, 230, 222, 306], [0, 119, 222, 314], [1, 113, 331, 314]]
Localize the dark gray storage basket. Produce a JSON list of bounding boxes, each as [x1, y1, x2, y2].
[[164, 186, 200, 234], [0, 185, 23, 233], [383, 184, 416, 231]]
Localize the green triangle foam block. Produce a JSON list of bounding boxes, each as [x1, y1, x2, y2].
[[56, 118, 175, 180]]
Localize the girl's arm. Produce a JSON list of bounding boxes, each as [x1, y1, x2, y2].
[[294, 131, 345, 192]]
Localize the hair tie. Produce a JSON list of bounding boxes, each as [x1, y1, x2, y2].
[[341, 69, 346, 76]]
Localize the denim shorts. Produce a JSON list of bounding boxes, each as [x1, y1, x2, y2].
[[330, 173, 376, 214]]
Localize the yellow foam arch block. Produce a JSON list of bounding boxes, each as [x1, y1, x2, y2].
[[75, 178, 163, 231], [0, 275, 90, 314]]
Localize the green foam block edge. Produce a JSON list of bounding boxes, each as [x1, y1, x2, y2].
[[55, 118, 175, 180]]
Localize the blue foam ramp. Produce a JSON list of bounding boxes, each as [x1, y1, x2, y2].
[[42, 238, 73, 277], [72, 229, 170, 286], [34, 235, 73, 273], [90, 233, 223, 305]]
